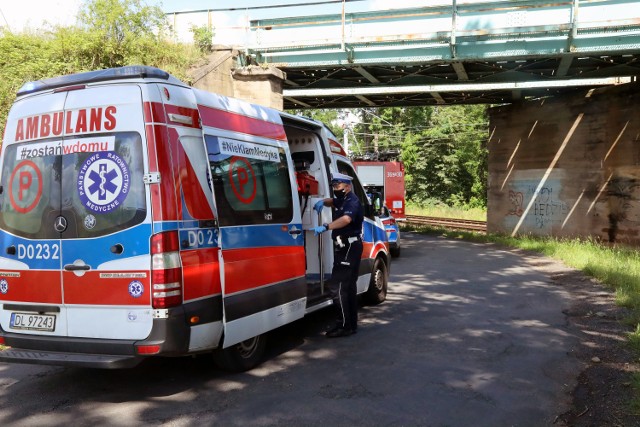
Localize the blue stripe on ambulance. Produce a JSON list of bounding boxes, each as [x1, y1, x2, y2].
[[0, 230, 60, 270], [219, 224, 304, 249], [61, 223, 152, 265]]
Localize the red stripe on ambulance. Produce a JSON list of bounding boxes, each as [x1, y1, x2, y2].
[[223, 246, 305, 295], [198, 104, 287, 141], [63, 272, 150, 305], [181, 247, 222, 301], [0, 271, 62, 304]]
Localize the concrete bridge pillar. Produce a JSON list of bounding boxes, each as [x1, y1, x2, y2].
[[189, 48, 285, 110], [487, 82, 640, 246]]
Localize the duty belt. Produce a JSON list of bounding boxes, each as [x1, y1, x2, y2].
[[334, 235, 361, 247]]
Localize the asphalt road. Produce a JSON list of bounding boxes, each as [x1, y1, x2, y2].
[[0, 232, 583, 426]]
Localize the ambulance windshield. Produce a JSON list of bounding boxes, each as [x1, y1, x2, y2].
[[0, 132, 146, 239]]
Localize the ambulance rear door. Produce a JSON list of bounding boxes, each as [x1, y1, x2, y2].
[[0, 91, 67, 337], [0, 84, 153, 341]]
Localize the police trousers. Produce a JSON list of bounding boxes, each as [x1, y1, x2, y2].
[[329, 237, 363, 331]]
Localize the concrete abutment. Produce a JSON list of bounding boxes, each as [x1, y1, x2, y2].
[[488, 82, 640, 246], [188, 48, 285, 110]]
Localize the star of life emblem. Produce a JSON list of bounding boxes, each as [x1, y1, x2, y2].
[[77, 152, 130, 214]]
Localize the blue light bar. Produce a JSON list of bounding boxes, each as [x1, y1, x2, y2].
[[17, 65, 171, 96]]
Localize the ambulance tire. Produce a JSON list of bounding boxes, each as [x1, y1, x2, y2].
[[212, 334, 267, 372], [364, 258, 387, 305]]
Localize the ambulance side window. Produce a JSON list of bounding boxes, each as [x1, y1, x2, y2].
[[205, 135, 293, 226]]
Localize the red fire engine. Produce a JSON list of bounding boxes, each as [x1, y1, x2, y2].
[[353, 153, 406, 220]]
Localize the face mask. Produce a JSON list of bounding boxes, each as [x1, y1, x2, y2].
[[334, 188, 346, 199]]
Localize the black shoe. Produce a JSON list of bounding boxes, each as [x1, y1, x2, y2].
[[326, 328, 355, 338], [325, 324, 341, 334]]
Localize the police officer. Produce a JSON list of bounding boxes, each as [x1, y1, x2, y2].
[[312, 172, 364, 337]]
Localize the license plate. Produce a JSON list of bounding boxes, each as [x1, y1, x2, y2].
[[10, 312, 56, 332]]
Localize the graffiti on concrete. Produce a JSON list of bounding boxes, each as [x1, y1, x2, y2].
[[507, 180, 568, 229], [508, 190, 524, 216]]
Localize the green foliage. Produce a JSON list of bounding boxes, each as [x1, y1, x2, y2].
[[0, 0, 203, 139], [77, 0, 170, 68], [288, 108, 342, 137], [296, 106, 489, 209], [191, 25, 215, 53], [406, 200, 486, 221], [401, 105, 488, 208]]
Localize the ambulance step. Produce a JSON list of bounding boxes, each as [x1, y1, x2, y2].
[[306, 281, 330, 299], [0, 348, 143, 369], [305, 297, 333, 314], [305, 281, 333, 313]]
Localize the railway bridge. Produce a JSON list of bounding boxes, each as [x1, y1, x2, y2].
[[166, 0, 640, 245]]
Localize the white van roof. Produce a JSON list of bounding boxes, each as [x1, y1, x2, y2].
[[17, 65, 186, 97]]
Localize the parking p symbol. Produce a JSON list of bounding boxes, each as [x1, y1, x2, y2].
[[229, 157, 257, 204], [19, 171, 33, 201], [9, 160, 43, 214]]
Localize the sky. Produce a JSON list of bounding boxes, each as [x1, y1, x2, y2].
[[1, 0, 437, 35]]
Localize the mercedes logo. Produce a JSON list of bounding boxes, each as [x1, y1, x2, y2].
[[54, 216, 68, 233]]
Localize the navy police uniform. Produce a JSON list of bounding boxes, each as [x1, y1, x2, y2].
[[328, 188, 363, 335]]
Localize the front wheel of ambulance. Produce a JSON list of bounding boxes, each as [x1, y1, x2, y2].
[[364, 258, 388, 305], [212, 334, 267, 372]]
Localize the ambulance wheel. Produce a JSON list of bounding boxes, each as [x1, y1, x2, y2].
[[364, 258, 387, 305], [212, 334, 267, 372]]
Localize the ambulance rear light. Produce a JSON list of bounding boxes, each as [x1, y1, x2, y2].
[[151, 231, 183, 309], [136, 344, 161, 355], [0, 336, 5, 345], [53, 84, 87, 93], [18, 66, 170, 96]]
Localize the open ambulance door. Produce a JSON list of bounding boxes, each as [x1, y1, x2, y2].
[[204, 134, 306, 371]]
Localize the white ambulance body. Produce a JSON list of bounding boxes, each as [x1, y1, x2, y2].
[[0, 66, 389, 370]]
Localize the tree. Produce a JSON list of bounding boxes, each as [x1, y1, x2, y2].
[[191, 25, 215, 53], [288, 108, 342, 138], [296, 105, 488, 208], [0, 0, 202, 138], [76, 0, 170, 68], [402, 105, 488, 208]]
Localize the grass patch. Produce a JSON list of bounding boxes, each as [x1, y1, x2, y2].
[[403, 222, 640, 412], [406, 202, 486, 221]]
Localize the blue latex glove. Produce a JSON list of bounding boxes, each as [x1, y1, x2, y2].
[[312, 225, 327, 236], [313, 200, 325, 213]]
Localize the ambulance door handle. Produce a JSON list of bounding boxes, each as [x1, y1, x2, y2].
[[64, 264, 91, 271], [289, 229, 302, 235]]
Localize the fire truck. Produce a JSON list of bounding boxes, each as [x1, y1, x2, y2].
[[353, 152, 406, 220]]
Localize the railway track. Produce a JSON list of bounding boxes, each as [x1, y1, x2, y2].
[[404, 215, 487, 233]]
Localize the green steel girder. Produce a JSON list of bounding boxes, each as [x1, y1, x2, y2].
[[244, 0, 640, 108]]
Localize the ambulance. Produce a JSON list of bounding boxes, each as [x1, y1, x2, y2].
[[0, 66, 390, 371]]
